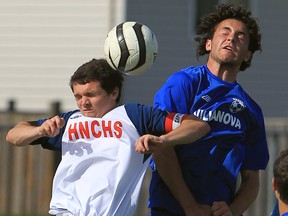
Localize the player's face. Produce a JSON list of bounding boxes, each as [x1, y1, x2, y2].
[[206, 19, 252, 69], [72, 81, 118, 117]]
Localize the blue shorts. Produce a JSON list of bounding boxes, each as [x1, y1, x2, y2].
[[150, 208, 184, 216]]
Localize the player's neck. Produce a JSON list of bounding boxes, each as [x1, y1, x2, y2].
[[278, 200, 288, 215], [206, 61, 239, 83]]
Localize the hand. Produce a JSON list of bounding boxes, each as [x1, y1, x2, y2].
[[135, 134, 165, 153], [38, 116, 65, 137], [211, 201, 233, 216], [184, 204, 212, 216]]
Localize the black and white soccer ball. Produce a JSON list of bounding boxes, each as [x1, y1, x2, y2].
[[104, 21, 158, 75]]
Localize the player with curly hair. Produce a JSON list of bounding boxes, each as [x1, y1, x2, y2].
[[149, 3, 269, 216]]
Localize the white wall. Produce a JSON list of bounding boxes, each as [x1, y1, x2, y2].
[[124, 0, 288, 117], [2, 0, 287, 117], [0, 0, 125, 112]]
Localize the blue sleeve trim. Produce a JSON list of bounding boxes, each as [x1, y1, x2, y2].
[[37, 110, 79, 151], [124, 103, 168, 136]]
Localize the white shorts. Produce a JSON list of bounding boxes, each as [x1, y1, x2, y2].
[[56, 212, 73, 216]]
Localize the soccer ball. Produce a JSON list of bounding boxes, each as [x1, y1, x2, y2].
[[104, 21, 158, 75]]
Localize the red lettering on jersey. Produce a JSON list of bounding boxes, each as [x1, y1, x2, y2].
[[79, 121, 90, 139], [113, 121, 123, 138], [102, 120, 113, 137], [68, 123, 79, 141], [68, 119, 124, 141], [91, 120, 101, 138]]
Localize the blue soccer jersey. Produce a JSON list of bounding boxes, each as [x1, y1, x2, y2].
[[150, 65, 269, 214], [36, 103, 187, 216]]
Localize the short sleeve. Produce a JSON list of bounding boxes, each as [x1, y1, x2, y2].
[[154, 72, 195, 113], [36, 110, 79, 151], [242, 111, 269, 170]]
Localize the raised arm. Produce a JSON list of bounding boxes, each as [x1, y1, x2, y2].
[[135, 114, 210, 153], [6, 116, 65, 147]]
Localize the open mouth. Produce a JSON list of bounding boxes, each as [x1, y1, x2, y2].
[[223, 46, 233, 51]]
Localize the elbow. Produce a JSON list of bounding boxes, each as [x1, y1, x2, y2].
[[188, 115, 211, 138], [6, 130, 22, 147], [6, 131, 16, 146], [6, 132, 13, 146], [192, 121, 211, 142], [201, 122, 211, 136]]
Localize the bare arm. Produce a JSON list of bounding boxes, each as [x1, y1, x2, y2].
[[6, 116, 65, 147], [229, 169, 259, 216], [153, 148, 211, 216], [135, 115, 210, 153], [135, 115, 211, 215], [211, 169, 259, 216]]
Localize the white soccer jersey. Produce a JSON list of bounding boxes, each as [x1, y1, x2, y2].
[[42, 104, 185, 216]]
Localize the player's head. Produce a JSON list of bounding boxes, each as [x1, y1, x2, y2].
[[69, 58, 124, 104], [273, 149, 288, 205], [195, 3, 261, 71]]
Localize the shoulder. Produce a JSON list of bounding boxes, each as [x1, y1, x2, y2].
[[160, 65, 205, 91], [124, 103, 168, 122], [172, 65, 205, 78], [170, 65, 207, 86], [124, 103, 164, 114], [123, 103, 169, 135], [238, 87, 263, 114], [37, 109, 80, 125], [60, 110, 81, 120], [236, 87, 264, 121]]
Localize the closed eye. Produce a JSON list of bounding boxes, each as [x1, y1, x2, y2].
[[74, 94, 82, 101]]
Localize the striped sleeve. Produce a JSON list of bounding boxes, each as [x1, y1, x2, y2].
[[165, 113, 188, 132]]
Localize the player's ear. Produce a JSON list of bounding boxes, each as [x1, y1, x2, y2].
[[272, 177, 277, 192], [111, 87, 119, 100], [205, 39, 212, 52], [272, 177, 280, 196], [244, 50, 252, 62], [272, 177, 281, 199]]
